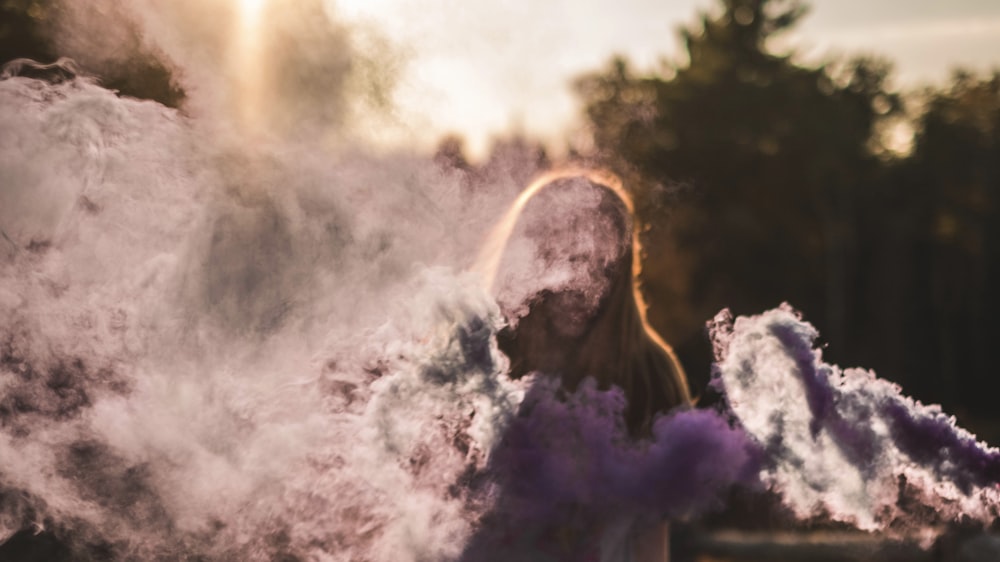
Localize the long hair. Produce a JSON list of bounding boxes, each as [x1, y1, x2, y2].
[[477, 169, 691, 434]]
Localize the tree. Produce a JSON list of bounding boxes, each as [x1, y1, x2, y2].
[[896, 71, 1000, 414], [0, 0, 183, 107], [575, 0, 900, 385]]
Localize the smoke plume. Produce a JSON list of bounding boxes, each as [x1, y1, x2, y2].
[[711, 305, 1000, 545]]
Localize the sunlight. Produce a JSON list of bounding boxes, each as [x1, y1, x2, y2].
[[328, 0, 396, 23], [233, 0, 267, 132], [239, 0, 267, 30]]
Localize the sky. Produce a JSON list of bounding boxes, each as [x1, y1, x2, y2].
[[327, 0, 1000, 158]]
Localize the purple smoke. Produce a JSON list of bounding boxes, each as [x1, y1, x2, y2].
[[493, 378, 759, 519], [457, 376, 760, 561], [711, 305, 1000, 542]]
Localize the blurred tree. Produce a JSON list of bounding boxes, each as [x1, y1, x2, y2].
[[0, 0, 183, 107], [576, 0, 901, 390], [898, 71, 1000, 416], [434, 134, 471, 172], [0, 0, 58, 63], [478, 134, 551, 191]]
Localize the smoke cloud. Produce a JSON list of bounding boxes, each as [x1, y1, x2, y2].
[[711, 305, 1000, 545], [44, 0, 400, 139], [5, 2, 1000, 560], [0, 51, 522, 558], [457, 378, 759, 561]]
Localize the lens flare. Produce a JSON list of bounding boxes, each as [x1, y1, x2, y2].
[[233, 0, 267, 131], [240, 0, 266, 19]]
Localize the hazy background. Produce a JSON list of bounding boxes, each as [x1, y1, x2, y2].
[[329, 0, 1000, 156]]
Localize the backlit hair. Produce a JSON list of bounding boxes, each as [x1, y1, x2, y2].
[[477, 169, 691, 434]]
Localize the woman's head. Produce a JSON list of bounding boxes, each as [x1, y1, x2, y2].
[[512, 176, 631, 337], [482, 170, 691, 434]]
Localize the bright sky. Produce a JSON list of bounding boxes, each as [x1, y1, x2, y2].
[[326, 0, 1000, 158]]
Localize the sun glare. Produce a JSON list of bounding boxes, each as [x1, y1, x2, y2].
[[233, 0, 267, 132], [240, 0, 267, 28], [331, 0, 395, 23]]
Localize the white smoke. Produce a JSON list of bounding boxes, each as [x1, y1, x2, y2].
[[45, 0, 400, 141], [712, 305, 1000, 546], [0, 53, 524, 558], [489, 175, 632, 323]]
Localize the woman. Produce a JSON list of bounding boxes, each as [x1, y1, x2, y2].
[[472, 170, 691, 561]]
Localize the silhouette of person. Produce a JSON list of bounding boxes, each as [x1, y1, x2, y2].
[[466, 171, 692, 562]]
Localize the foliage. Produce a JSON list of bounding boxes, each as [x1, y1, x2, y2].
[[573, 0, 999, 423], [0, 0, 183, 107], [896, 72, 1000, 413]]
